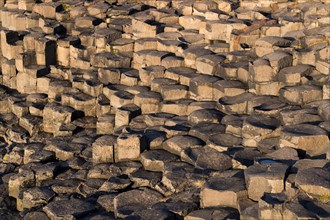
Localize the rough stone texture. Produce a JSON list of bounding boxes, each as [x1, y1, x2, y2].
[[280, 124, 330, 156], [113, 188, 163, 218], [43, 198, 96, 220], [0, 0, 329, 218], [200, 176, 246, 208], [244, 162, 289, 201], [92, 135, 116, 163], [295, 167, 330, 202]]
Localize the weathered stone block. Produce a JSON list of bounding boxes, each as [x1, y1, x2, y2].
[[280, 85, 323, 105], [190, 75, 221, 101], [280, 124, 329, 156], [97, 114, 115, 135], [92, 135, 117, 164], [114, 133, 147, 162], [244, 163, 289, 201], [201, 176, 246, 208]]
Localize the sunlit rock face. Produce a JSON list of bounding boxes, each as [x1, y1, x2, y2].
[[0, 0, 329, 219]]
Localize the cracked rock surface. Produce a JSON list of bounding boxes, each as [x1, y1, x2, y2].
[[0, 0, 329, 219]]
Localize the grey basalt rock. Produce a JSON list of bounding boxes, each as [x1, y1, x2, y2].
[[126, 208, 175, 220], [218, 92, 255, 115], [258, 192, 288, 219], [182, 146, 233, 171], [283, 195, 330, 219], [280, 124, 330, 156], [152, 200, 198, 218], [295, 167, 330, 202], [22, 187, 55, 209], [189, 123, 225, 142], [186, 207, 240, 220], [200, 176, 246, 208], [87, 163, 122, 179], [24, 211, 50, 220], [43, 198, 96, 220], [244, 162, 289, 201], [188, 108, 225, 125], [113, 188, 163, 218], [162, 135, 205, 157], [161, 161, 198, 194], [114, 131, 147, 162], [1, 0, 330, 218], [99, 174, 132, 191], [97, 193, 120, 213], [140, 149, 179, 172], [242, 115, 281, 148], [129, 169, 162, 188], [51, 178, 82, 194], [207, 133, 242, 152]]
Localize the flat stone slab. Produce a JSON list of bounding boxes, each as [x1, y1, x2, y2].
[[43, 198, 96, 220]]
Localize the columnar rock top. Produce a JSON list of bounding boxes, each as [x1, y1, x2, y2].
[[0, 0, 329, 219]]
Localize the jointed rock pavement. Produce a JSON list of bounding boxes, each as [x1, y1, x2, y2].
[[0, 0, 329, 219]]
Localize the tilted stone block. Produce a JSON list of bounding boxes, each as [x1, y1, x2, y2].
[[134, 38, 158, 52], [254, 36, 291, 57], [108, 38, 135, 55], [164, 66, 197, 85], [258, 193, 288, 220], [110, 90, 134, 109], [9, 169, 35, 199], [264, 51, 293, 73], [163, 135, 204, 157], [160, 99, 192, 116], [295, 167, 330, 202], [48, 79, 73, 100], [98, 68, 121, 85], [19, 115, 42, 136], [278, 64, 313, 86], [279, 108, 322, 126], [242, 115, 281, 147], [44, 139, 86, 161], [120, 69, 140, 87], [161, 56, 184, 68], [280, 124, 329, 156], [42, 102, 82, 134], [87, 2, 110, 19]]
